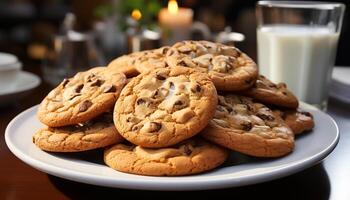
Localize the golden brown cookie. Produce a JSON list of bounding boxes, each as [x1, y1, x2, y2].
[[104, 138, 228, 176], [242, 75, 299, 109], [274, 109, 314, 135], [201, 94, 294, 157], [38, 67, 126, 127], [107, 53, 141, 78], [133, 47, 171, 72], [161, 40, 258, 91], [114, 66, 218, 148], [33, 113, 124, 152]]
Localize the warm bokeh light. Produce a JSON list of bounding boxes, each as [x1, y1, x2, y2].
[[168, 0, 178, 14], [131, 9, 142, 21]]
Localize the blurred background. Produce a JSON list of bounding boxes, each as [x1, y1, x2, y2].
[[0, 0, 350, 67]]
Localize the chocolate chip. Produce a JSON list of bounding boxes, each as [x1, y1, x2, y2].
[[162, 47, 169, 54], [246, 104, 253, 112], [136, 98, 146, 105], [156, 74, 166, 80], [174, 100, 183, 106], [165, 62, 169, 67], [102, 85, 117, 93], [204, 44, 212, 49], [169, 82, 174, 88], [132, 125, 140, 131], [180, 49, 191, 54], [149, 122, 162, 132], [79, 100, 92, 112], [178, 60, 188, 67], [190, 84, 201, 93], [301, 111, 312, 118], [183, 145, 192, 155], [257, 113, 275, 121], [268, 83, 277, 88], [152, 90, 159, 98], [241, 122, 252, 131], [90, 79, 104, 87], [75, 84, 84, 93], [217, 106, 226, 112], [62, 79, 69, 87], [86, 74, 96, 82]]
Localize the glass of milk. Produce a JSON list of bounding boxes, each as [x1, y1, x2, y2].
[[256, 1, 345, 110]]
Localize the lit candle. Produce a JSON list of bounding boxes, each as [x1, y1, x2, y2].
[[158, 0, 193, 45]]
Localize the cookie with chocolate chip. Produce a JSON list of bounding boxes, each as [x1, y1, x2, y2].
[[137, 40, 258, 91], [201, 94, 294, 157], [38, 67, 126, 127], [133, 46, 172, 72], [242, 75, 299, 109], [104, 138, 228, 176], [274, 109, 314, 135], [33, 112, 124, 152], [114, 66, 218, 148]]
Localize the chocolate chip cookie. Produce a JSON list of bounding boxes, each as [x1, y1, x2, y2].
[[104, 138, 228, 176], [274, 109, 314, 135], [114, 66, 218, 148], [242, 75, 299, 109], [33, 113, 124, 152], [133, 47, 171, 72], [162, 40, 258, 91], [201, 94, 294, 157], [38, 67, 126, 127], [107, 53, 141, 78]]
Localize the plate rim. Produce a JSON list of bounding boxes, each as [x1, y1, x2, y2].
[[0, 71, 41, 96], [5, 104, 339, 190]]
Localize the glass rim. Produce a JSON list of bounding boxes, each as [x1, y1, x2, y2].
[[257, 1, 345, 10]]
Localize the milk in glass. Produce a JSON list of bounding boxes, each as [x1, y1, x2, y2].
[[257, 25, 339, 108]]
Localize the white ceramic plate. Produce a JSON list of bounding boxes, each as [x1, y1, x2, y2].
[[0, 71, 41, 104], [5, 103, 338, 191], [330, 67, 350, 103]]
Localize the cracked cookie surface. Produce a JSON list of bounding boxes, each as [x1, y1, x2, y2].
[[107, 53, 141, 78], [38, 67, 126, 127], [114, 66, 218, 148], [201, 94, 294, 157], [274, 109, 314, 135], [33, 113, 124, 152], [104, 138, 228, 176], [242, 75, 298, 109], [161, 40, 258, 91]]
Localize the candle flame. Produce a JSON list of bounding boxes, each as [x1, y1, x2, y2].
[[168, 0, 178, 14], [131, 9, 142, 21]]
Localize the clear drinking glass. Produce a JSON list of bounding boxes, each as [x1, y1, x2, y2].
[[256, 1, 345, 110], [43, 31, 105, 86]]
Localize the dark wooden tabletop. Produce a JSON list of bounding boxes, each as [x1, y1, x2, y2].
[[1, 64, 350, 200]]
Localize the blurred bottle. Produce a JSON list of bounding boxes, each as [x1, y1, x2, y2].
[[42, 13, 104, 86]]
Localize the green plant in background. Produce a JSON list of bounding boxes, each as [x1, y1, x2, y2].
[[95, 0, 162, 31]]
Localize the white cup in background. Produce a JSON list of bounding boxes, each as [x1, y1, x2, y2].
[[0, 53, 22, 93]]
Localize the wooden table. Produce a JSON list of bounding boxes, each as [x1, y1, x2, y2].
[[1, 66, 350, 199]]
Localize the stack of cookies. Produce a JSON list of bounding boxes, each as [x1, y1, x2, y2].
[[34, 40, 315, 176]]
